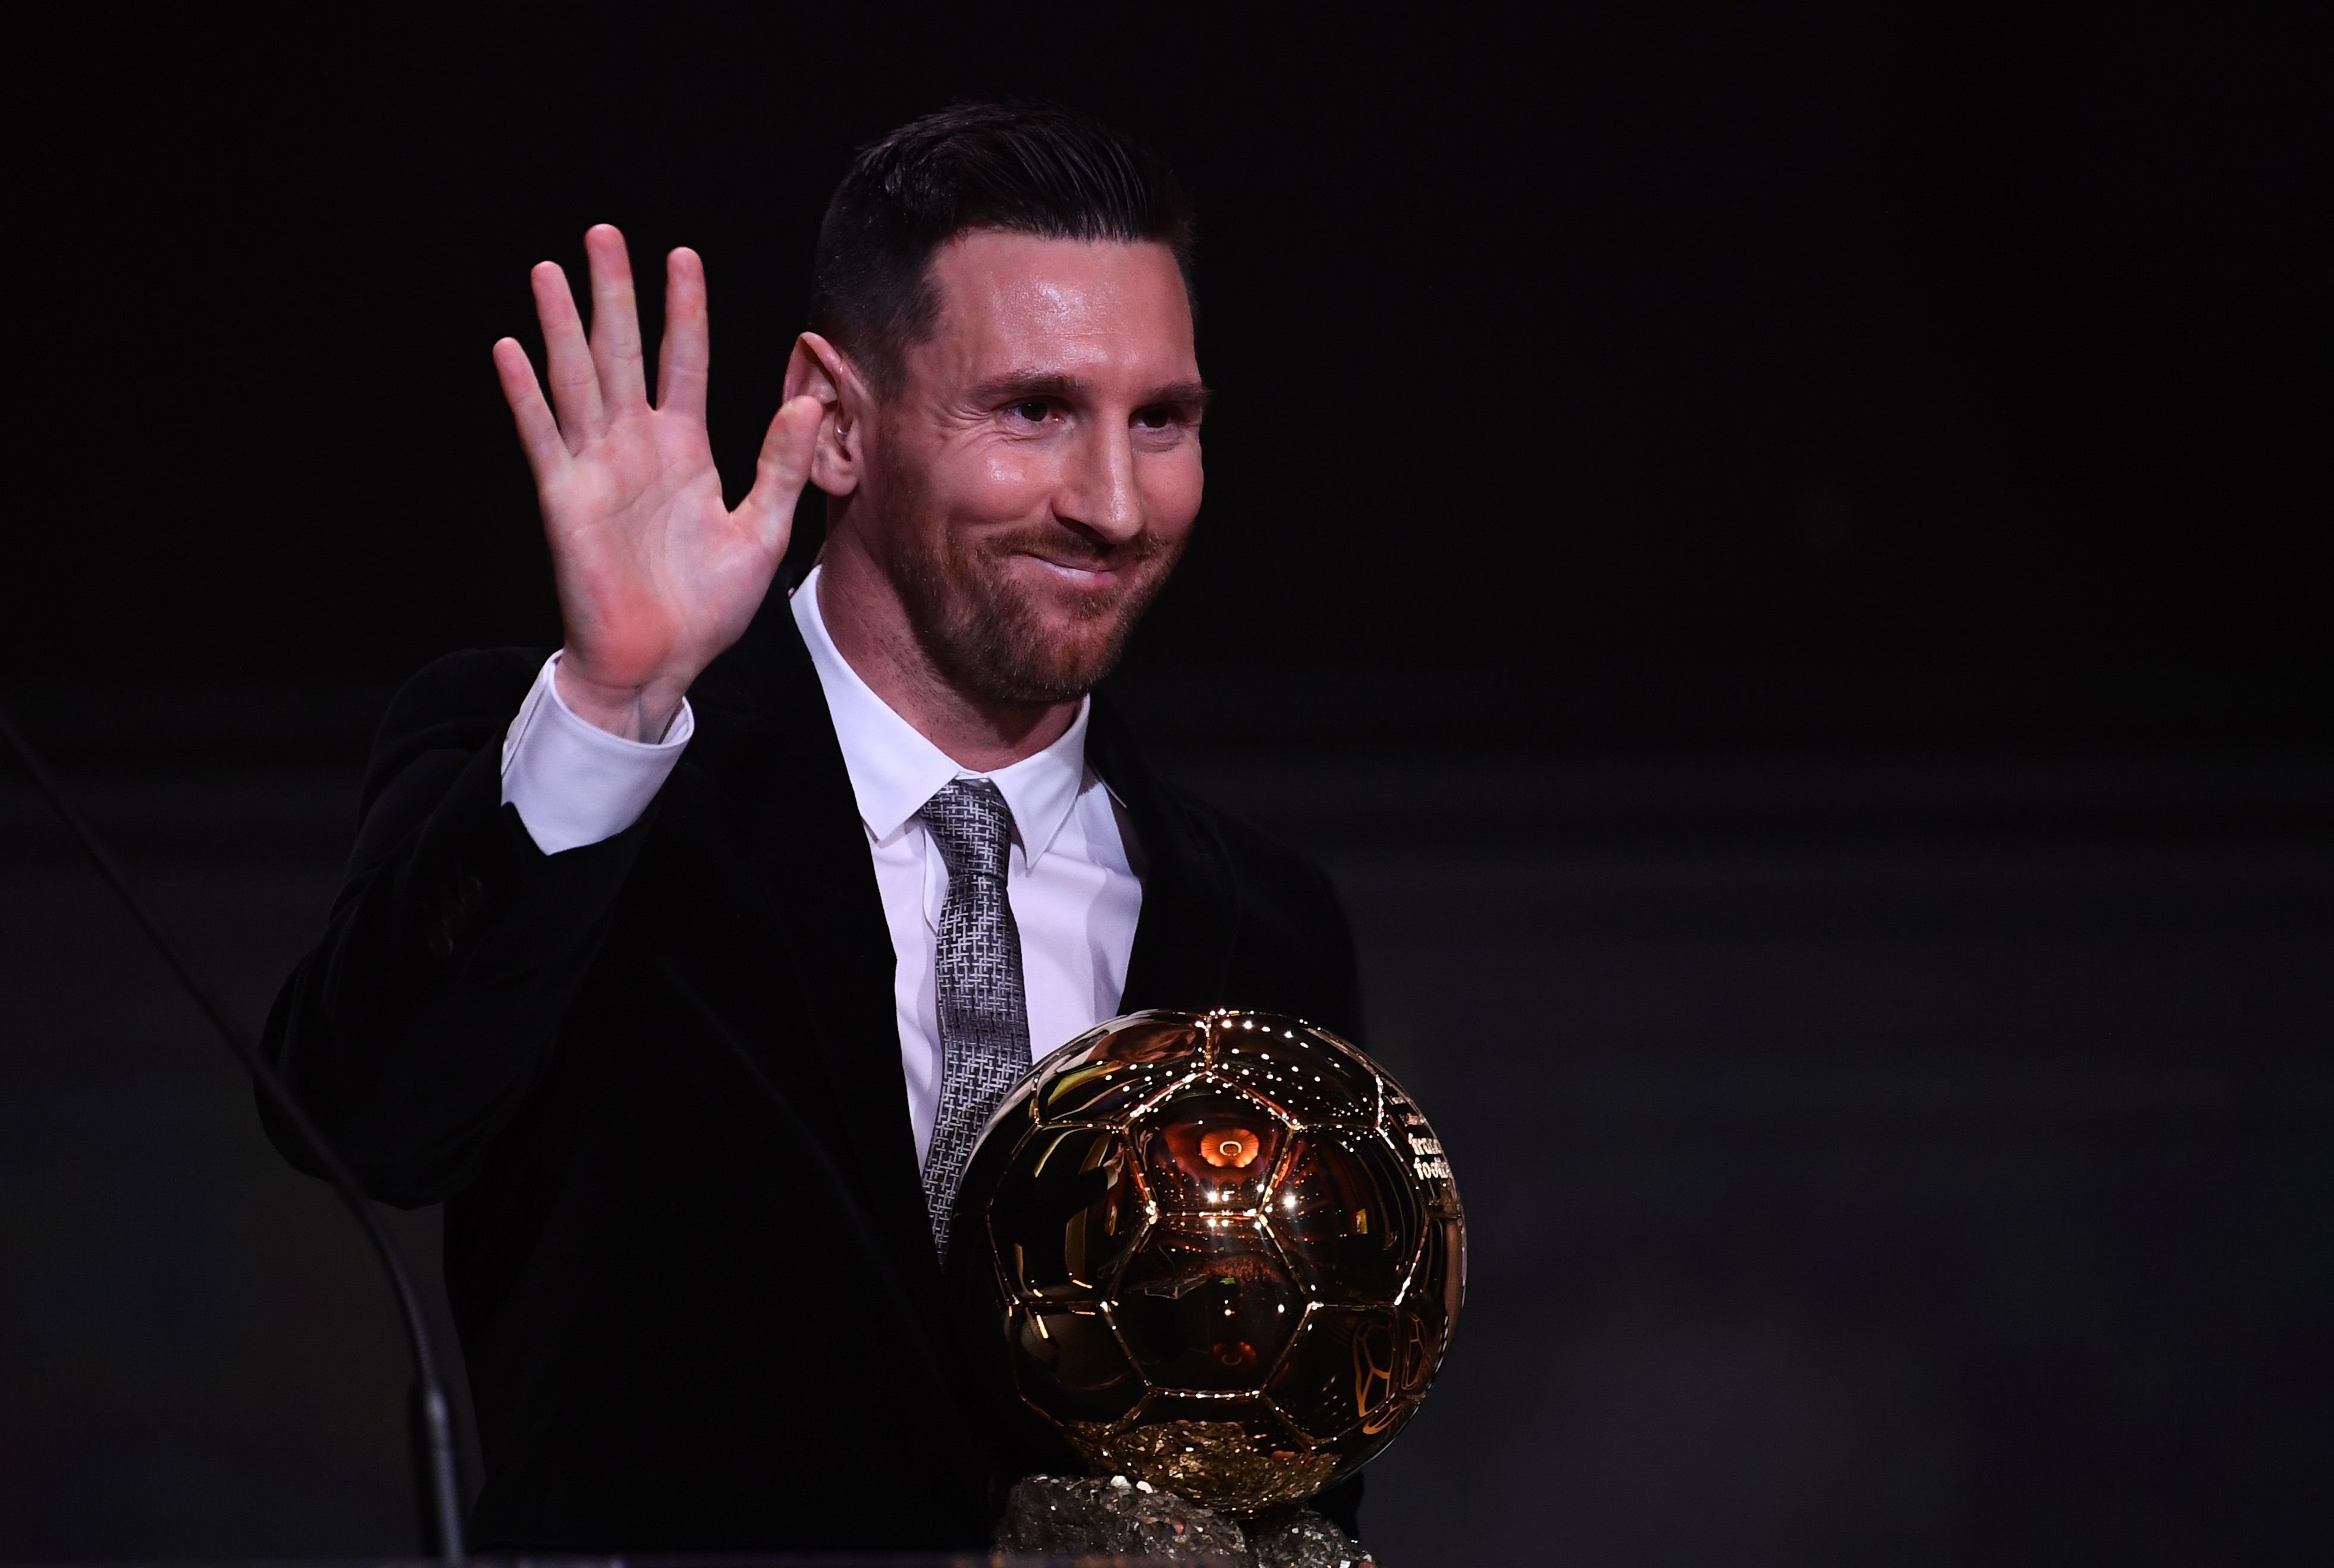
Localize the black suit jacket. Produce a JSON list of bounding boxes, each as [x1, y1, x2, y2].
[[261, 586, 1366, 1552]]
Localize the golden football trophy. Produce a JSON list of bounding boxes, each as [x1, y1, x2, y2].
[[953, 1008, 1464, 1524]]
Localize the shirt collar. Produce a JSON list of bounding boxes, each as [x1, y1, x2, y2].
[[789, 564, 1090, 865]]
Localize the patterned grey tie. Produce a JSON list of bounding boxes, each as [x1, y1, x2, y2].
[[918, 776, 1032, 1259]]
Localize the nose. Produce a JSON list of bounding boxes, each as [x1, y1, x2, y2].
[[1056, 419, 1143, 545]]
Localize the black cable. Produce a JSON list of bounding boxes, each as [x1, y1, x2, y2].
[[0, 703, 466, 1564]]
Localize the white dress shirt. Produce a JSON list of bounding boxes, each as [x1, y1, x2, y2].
[[499, 565, 1146, 1162]]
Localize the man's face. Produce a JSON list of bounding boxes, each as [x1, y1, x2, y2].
[[859, 231, 1207, 705]]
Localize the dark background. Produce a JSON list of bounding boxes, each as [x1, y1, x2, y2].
[[4, 3, 2327, 1564]]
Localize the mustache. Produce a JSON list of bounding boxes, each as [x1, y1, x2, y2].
[[973, 522, 1170, 571]]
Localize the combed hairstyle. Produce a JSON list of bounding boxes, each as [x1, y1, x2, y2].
[[806, 102, 1197, 396]]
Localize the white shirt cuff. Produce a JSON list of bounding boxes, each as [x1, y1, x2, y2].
[[500, 652, 694, 854]]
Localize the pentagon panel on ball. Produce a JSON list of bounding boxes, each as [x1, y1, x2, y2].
[[950, 1008, 1465, 1516]]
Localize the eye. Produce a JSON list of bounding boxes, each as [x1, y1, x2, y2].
[[1010, 398, 1054, 425], [1134, 406, 1175, 429]]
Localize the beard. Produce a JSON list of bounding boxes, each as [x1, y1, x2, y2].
[[876, 486, 1187, 707]]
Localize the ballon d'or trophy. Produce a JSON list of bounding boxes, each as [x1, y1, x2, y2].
[[953, 1008, 1464, 1558]]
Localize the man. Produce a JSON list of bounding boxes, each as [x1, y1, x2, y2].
[[262, 103, 1365, 1552]]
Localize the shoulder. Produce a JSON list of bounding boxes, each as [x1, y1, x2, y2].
[[1087, 692, 1354, 964], [1176, 788, 1347, 928], [1157, 779, 1366, 1040]]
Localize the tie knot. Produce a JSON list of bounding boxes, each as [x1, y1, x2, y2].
[[920, 777, 1016, 883]]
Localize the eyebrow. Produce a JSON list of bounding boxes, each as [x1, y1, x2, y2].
[[970, 371, 1213, 412]]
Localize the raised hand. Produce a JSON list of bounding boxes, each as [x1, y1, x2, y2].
[[492, 225, 823, 740]]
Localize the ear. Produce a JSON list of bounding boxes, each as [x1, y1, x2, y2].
[[785, 331, 871, 497]]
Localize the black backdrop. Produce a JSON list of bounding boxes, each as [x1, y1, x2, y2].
[[12, 2, 2324, 725], [5, 5, 2330, 1565]]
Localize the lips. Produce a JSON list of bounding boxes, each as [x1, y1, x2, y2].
[[1011, 550, 1129, 587]]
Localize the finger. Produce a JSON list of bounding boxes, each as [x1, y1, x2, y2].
[[656, 247, 710, 424], [491, 337, 567, 485], [736, 394, 826, 550], [584, 224, 648, 412], [532, 261, 604, 447]]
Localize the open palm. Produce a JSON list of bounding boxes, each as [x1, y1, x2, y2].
[[492, 225, 821, 739]]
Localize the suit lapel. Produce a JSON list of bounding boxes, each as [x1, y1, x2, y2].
[[1086, 695, 1242, 1014], [688, 592, 952, 1329]]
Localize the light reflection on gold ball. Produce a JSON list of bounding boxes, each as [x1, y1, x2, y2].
[[952, 1009, 1465, 1515]]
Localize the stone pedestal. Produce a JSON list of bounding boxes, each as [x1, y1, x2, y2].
[[994, 1475, 1376, 1568]]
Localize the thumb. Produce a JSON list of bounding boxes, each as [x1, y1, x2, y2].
[[736, 394, 826, 550]]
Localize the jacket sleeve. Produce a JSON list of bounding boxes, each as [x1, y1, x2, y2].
[[259, 649, 662, 1205]]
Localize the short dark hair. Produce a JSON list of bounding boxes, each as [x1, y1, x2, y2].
[[807, 102, 1197, 395]]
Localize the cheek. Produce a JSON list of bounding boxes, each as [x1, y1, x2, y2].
[[1142, 449, 1206, 539], [959, 446, 1059, 522], [894, 437, 1058, 528]]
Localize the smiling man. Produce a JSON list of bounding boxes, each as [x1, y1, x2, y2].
[[259, 104, 1364, 1552]]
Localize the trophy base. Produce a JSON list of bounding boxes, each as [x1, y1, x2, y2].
[[995, 1475, 1376, 1567]]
